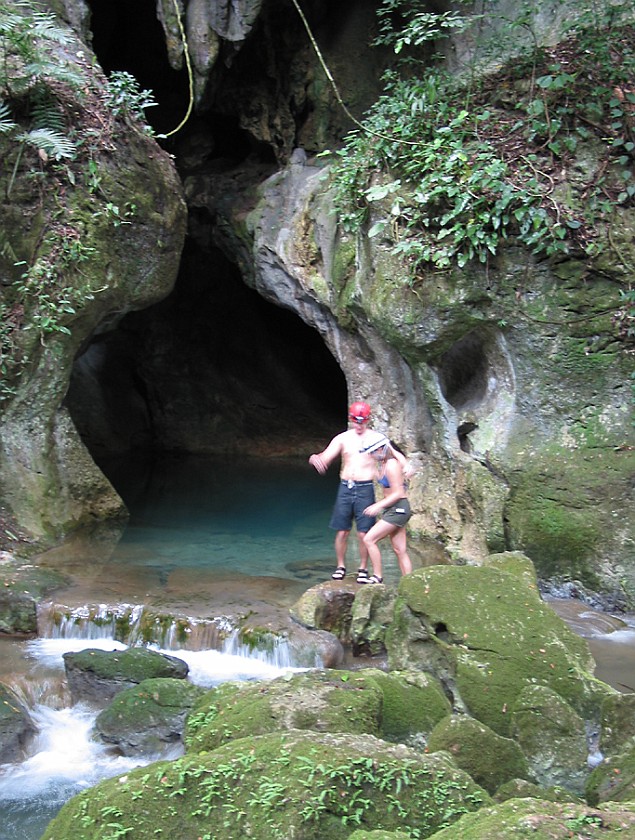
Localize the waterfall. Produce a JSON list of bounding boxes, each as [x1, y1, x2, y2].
[[37, 601, 238, 652], [0, 602, 310, 838]]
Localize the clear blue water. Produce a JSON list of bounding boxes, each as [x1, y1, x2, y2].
[[101, 453, 348, 580]]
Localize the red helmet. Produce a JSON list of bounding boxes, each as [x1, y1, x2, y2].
[[348, 401, 371, 423]]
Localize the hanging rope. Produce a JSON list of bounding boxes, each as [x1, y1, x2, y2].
[[162, 0, 194, 138], [289, 0, 423, 146]]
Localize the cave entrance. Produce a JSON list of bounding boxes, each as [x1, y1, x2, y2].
[[66, 240, 346, 467], [72, 0, 348, 480]]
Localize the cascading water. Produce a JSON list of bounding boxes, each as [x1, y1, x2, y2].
[[0, 607, 311, 840]]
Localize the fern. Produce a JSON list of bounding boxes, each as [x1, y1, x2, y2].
[[0, 99, 16, 133], [16, 128, 75, 160], [31, 90, 66, 133]]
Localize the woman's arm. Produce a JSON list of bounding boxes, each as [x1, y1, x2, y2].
[[364, 459, 405, 515]]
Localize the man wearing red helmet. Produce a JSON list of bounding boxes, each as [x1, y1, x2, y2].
[[309, 402, 409, 582]]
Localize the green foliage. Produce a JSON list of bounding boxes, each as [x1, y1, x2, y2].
[[0, 2, 82, 167], [103, 70, 157, 134], [373, 0, 471, 54], [328, 1, 635, 279]]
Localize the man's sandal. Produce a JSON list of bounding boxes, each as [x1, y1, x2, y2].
[[359, 574, 383, 585], [331, 567, 347, 580], [356, 568, 369, 583]]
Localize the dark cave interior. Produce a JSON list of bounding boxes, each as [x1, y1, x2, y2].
[[67, 0, 348, 470]]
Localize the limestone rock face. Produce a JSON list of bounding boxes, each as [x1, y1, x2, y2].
[[0, 2, 187, 546], [205, 146, 635, 594]]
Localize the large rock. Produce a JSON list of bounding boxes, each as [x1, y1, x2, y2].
[[0, 682, 36, 762], [289, 579, 358, 641], [510, 685, 589, 795], [0, 554, 70, 635], [94, 677, 205, 757], [63, 647, 189, 706], [385, 563, 613, 736], [426, 797, 635, 839], [184, 668, 450, 753], [586, 741, 635, 807], [43, 731, 491, 839], [427, 714, 532, 794], [598, 693, 635, 759]]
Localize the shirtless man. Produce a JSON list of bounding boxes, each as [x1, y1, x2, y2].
[[309, 401, 409, 582]]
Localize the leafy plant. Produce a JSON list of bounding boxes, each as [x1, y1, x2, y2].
[[103, 70, 157, 134], [328, 0, 635, 279]]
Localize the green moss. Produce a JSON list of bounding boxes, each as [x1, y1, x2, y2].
[[363, 669, 451, 742], [43, 731, 490, 840], [184, 671, 384, 753], [63, 647, 188, 682], [426, 797, 635, 839], [585, 742, 635, 807], [331, 238, 356, 289], [388, 566, 612, 737], [427, 715, 531, 794]]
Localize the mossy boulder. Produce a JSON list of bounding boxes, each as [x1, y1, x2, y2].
[[42, 731, 491, 840], [63, 646, 189, 706], [510, 684, 589, 795], [184, 668, 450, 753], [94, 677, 205, 757], [586, 742, 635, 807], [348, 832, 411, 840], [0, 555, 70, 635], [427, 714, 531, 794], [386, 564, 613, 736], [0, 682, 35, 762], [425, 797, 635, 839], [184, 670, 383, 752], [360, 668, 451, 744], [493, 778, 581, 803], [599, 693, 635, 758]]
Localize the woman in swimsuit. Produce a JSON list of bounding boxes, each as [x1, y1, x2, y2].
[[359, 436, 412, 584]]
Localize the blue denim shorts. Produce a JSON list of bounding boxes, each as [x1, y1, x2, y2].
[[329, 480, 376, 533]]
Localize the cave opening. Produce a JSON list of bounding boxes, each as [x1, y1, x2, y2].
[[66, 232, 346, 467], [437, 330, 489, 411], [72, 0, 349, 485]]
